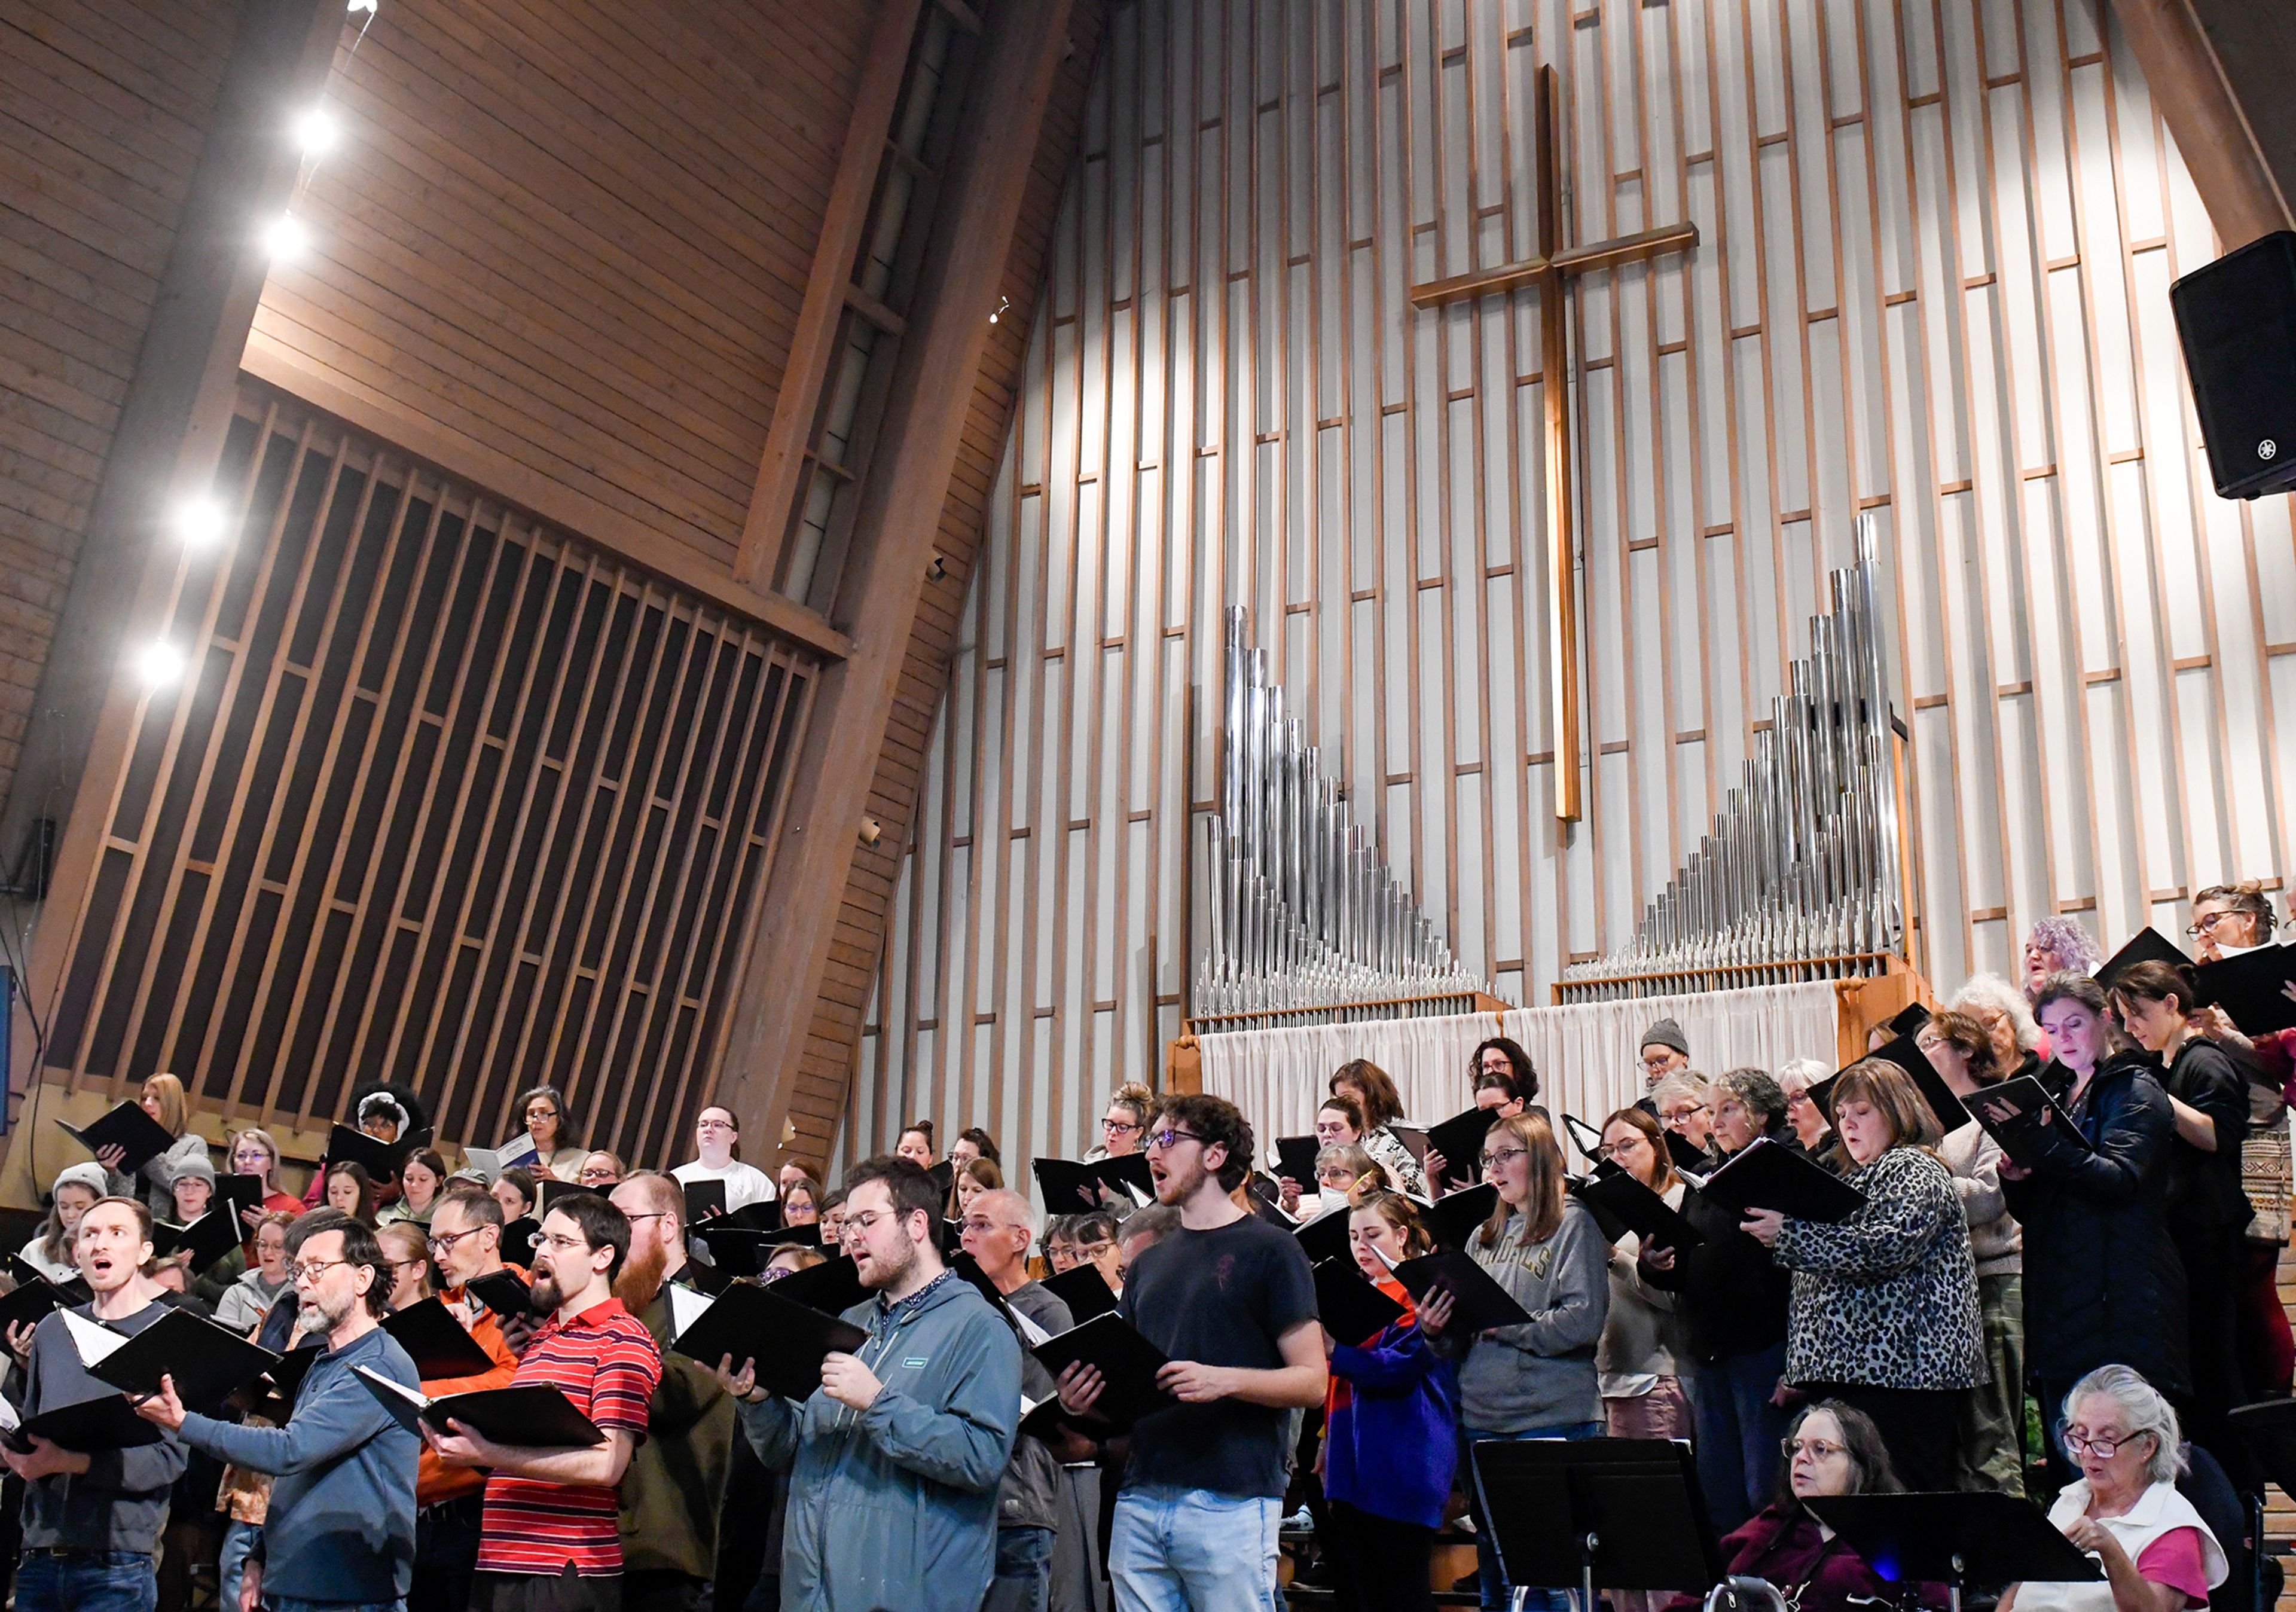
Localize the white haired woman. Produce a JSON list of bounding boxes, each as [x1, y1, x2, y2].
[[1952, 972, 2050, 1082], [1999, 1366, 2227, 1612], [1775, 1060, 1835, 1154]]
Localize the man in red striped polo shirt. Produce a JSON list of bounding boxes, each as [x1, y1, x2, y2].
[[429, 1190, 662, 1612]]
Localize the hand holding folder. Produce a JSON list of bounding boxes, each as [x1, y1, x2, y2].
[[1032, 1313, 1175, 1431], [667, 1282, 868, 1403]]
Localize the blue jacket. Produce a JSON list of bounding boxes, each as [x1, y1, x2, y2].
[[737, 1269, 1021, 1612], [1324, 1309, 1460, 1529], [176, 1324, 420, 1604]]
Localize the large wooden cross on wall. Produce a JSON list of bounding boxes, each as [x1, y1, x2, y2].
[[1407, 64, 1696, 823]]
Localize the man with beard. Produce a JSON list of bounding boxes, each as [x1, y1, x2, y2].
[[413, 1187, 522, 1610], [1055, 1092, 1325, 1611], [431, 1192, 661, 1612], [6, 1196, 190, 1612], [713, 1155, 1019, 1612], [607, 1172, 734, 1612], [139, 1211, 422, 1612]]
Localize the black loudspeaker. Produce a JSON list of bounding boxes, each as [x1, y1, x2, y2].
[[2170, 229, 2296, 500]]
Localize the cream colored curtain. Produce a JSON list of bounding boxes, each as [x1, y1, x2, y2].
[[1195, 982, 1840, 1167]]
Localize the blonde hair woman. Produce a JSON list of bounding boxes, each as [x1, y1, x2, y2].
[[96, 1072, 213, 1221]]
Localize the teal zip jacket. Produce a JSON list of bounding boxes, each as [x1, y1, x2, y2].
[[736, 1268, 1021, 1611]]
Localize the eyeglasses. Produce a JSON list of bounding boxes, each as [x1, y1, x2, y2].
[[1658, 1104, 1709, 1124], [2184, 912, 2245, 939], [1102, 1117, 1141, 1135], [289, 1257, 352, 1285], [1782, 1437, 1848, 1461], [695, 1117, 736, 1132], [1640, 1052, 1680, 1070], [842, 1210, 899, 1237], [1480, 1146, 1528, 1169], [2060, 1427, 2151, 1459], [1593, 1137, 1647, 1160], [624, 1211, 668, 1228], [529, 1231, 589, 1254], [1145, 1128, 1205, 1151], [428, 1226, 486, 1254]]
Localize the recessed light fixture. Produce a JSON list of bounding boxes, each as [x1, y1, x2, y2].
[[261, 213, 308, 262], [137, 642, 186, 689], [291, 105, 338, 155], [173, 497, 228, 550]]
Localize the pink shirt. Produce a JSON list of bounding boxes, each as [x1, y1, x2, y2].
[[2135, 1526, 2212, 1608]]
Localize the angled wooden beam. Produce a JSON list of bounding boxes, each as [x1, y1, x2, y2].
[[714, 0, 1078, 1156], [2106, 0, 2291, 249], [4, 0, 346, 1101], [733, 0, 927, 588]]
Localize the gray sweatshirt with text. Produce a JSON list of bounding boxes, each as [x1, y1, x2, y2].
[[1457, 1199, 1611, 1433]]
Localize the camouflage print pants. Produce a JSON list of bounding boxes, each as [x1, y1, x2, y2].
[[1955, 1271, 2025, 1495]]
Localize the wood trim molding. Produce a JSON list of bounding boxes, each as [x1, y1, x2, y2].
[[734, 0, 928, 587], [2106, 0, 2292, 247]]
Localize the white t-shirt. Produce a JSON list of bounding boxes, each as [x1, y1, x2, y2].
[[671, 1158, 777, 1213]]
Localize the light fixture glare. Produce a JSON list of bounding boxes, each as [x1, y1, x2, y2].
[[137, 642, 185, 689], [261, 213, 308, 261], [175, 497, 228, 549], [291, 105, 338, 155]]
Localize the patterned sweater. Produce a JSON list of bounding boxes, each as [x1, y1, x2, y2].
[[1772, 1145, 1984, 1391]]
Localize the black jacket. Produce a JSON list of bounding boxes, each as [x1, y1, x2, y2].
[[1643, 1126, 1796, 1365], [2002, 1051, 2187, 1394], [2160, 1037, 2251, 1241]]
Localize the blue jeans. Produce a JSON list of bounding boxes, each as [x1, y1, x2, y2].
[[1109, 1485, 1281, 1612], [219, 1522, 260, 1611], [984, 1524, 1057, 1612], [1689, 1343, 1788, 1537], [16, 1552, 158, 1612], [1465, 1421, 1606, 1612]]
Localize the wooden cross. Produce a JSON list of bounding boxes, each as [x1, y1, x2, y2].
[[1407, 65, 1696, 823]]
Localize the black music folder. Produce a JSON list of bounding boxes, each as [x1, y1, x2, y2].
[[2095, 926, 2192, 990], [1963, 1074, 2092, 1170], [1422, 1107, 1503, 1191], [681, 1179, 728, 1225], [1029, 1313, 1174, 1431], [1426, 1182, 1499, 1251], [0, 1268, 75, 1333], [697, 1223, 820, 1278], [1885, 1001, 1932, 1039], [1572, 1171, 1704, 1251], [227, 1343, 320, 1421], [74, 1306, 279, 1411], [58, 1101, 178, 1178], [1559, 1113, 1608, 1166], [926, 1159, 955, 1200], [213, 1175, 267, 1223], [1040, 1262, 1119, 1323], [1391, 1250, 1533, 1335], [2196, 944, 2296, 1036], [354, 1367, 603, 1448], [770, 1253, 869, 1317], [382, 1297, 498, 1380], [1696, 1137, 1864, 1222], [1293, 1205, 1352, 1266], [463, 1268, 532, 1319], [1033, 1153, 1156, 1215], [1804, 1492, 2102, 1589], [151, 1212, 242, 1277], [323, 1123, 415, 1180], [1270, 1136, 1321, 1186], [1314, 1258, 1405, 1344], [19, 1392, 164, 1452], [498, 1217, 540, 1257], [1662, 1129, 1710, 1173], [667, 1281, 869, 1402], [719, 1199, 785, 1234]]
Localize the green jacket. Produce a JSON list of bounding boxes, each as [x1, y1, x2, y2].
[[618, 1277, 735, 1579]]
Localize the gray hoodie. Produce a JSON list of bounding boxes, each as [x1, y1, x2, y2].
[[738, 1268, 1021, 1612], [1457, 1199, 1610, 1433], [996, 1279, 1073, 1534], [11, 1297, 190, 1554]]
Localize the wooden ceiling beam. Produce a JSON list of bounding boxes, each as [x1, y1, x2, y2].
[[713, 0, 1077, 1152], [2107, 0, 2292, 249]]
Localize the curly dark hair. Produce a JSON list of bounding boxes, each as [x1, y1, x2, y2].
[[1151, 1093, 1256, 1192], [1469, 1036, 1540, 1102]]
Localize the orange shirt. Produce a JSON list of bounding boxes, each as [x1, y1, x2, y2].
[[416, 1290, 521, 1509]]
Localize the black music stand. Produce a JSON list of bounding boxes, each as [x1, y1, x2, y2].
[[1803, 1492, 2102, 1612], [2228, 1400, 2296, 1612], [1470, 1437, 1723, 1612]]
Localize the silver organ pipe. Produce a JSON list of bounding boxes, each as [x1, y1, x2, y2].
[[1558, 516, 1909, 1002], [1196, 610, 1488, 1030]]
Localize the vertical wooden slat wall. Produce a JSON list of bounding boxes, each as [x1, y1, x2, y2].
[[851, 0, 2296, 1174], [38, 383, 819, 1166]]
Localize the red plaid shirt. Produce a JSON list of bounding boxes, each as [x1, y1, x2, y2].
[[476, 1297, 660, 1577]]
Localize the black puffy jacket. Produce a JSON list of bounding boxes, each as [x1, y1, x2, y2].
[[1641, 1127, 1798, 1365], [2002, 1051, 2188, 1394]]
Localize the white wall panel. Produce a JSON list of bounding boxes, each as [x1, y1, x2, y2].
[[848, 0, 2296, 1170]]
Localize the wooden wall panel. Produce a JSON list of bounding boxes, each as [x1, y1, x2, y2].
[[0, 0, 240, 810], [34, 383, 819, 1167], [853, 0, 2296, 1168], [243, 0, 874, 585]]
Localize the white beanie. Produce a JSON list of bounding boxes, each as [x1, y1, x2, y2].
[[50, 1162, 109, 1201]]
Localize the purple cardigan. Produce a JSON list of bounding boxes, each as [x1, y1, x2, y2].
[[1323, 1310, 1461, 1529]]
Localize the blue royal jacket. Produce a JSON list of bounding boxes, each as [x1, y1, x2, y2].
[[736, 1268, 1022, 1612], [1322, 1292, 1460, 1531]]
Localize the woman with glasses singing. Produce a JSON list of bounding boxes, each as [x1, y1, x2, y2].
[[1742, 1058, 1983, 1494], [1672, 1401, 1929, 1612], [2001, 1367, 2227, 1612], [2176, 881, 2296, 1402], [1419, 1112, 1607, 1611], [1592, 1105, 1691, 1584], [1083, 1086, 1153, 1162], [2002, 972, 2187, 1486]]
